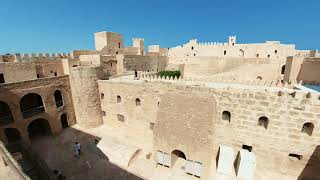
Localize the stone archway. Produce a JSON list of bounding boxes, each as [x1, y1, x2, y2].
[[4, 128, 21, 143], [20, 93, 45, 118], [0, 101, 14, 125], [27, 118, 52, 139], [171, 150, 186, 167], [60, 113, 69, 129]]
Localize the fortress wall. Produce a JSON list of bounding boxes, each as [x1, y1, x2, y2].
[[71, 50, 99, 61], [182, 57, 272, 78], [79, 54, 101, 66], [284, 57, 320, 84], [69, 66, 103, 128], [17, 53, 71, 62], [34, 60, 64, 77], [0, 62, 37, 83], [297, 58, 320, 83], [0, 75, 76, 143], [98, 80, 161, 129], [98, 80, 320, 178], [123, 55, 167, 72], [169, 40, 297, 64]]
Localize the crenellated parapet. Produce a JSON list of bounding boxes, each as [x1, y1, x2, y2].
[[135, 71, 315, 89], [15, 53, 72, 62]]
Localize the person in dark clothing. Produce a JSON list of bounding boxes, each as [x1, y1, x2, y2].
[[134, 70, 138, 79]]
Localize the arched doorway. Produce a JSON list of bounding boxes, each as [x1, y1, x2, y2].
[[54, 90, 63, 108], [20, 93, 45, 118], [27, 119, 51, 139], [281, 65, 286, 74], [0, 101, 13, 125], [4, 128, 21, 143], [60, 113, 69, 129], [171, 150, 186, 167]]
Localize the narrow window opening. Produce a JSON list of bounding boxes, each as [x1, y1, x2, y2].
[[289, 153, 302, 160], [54, 72, 57, 76], [150, 122, 155, 130], [191, 46, 194, 50], [224, 50, 227, 55], [301, 122, 314, 136], [222, 111, 231, 122], [258, 116, 269, 129], [275, 50, 278, 54], [256, 54, 260, 58], [0, 74, 5, 84], [135, 98, 141, 106], [117, 95, 121, 103], [101, 93, 104, 100], [117, 114, 124, 122]]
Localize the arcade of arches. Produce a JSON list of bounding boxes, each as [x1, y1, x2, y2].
[[0, 90, 71, 144]]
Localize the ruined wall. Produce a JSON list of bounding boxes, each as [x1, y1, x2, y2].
[[98, 80, 320, 179], [69, 66, 103, 128], [0, 76, 76, 144], [0, 62, 37, 83]]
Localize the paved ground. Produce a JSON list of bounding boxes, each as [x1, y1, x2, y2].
[[29, 121, 298, 180]]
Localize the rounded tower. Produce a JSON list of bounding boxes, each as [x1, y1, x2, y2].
[[69, 66, 103, 128]]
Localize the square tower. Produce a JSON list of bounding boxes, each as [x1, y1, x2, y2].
[[94, 31, 124, 51], [133, 38, 144, 55]]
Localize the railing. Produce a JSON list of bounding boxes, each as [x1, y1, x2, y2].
[[55, 101, 63, 108], [0, 114, 13, 125], [22, 106, 45, 119]]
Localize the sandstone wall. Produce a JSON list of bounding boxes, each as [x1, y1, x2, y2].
[[168, 39, 299, 64], [98, 80, 320, 179], [0, 62, 37, 83], [0, 75, 76, 144], [123, 55, 167, 72], [297, 58, 320, 83], [69, 66, 103, 128]]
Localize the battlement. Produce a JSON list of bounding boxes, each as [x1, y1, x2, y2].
[[14, 53, 72, 62], [136, 71, 307, 89], [108, 71, 320, 103]]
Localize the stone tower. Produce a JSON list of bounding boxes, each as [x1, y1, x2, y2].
[[228, 36, 237, 46], [69, 66, 103, 128], [133, 38, 144, 55], [94, 31, 124, 55]]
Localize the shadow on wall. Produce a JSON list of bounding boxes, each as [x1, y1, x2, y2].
[[298, 145, 320, 180], [29, 126, 145, 180]]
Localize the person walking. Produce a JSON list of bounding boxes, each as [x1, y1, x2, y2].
[[74, 142, 80, 157], [75, 142, 81, 155]]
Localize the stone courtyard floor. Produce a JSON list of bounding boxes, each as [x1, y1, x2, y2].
[[29, 121, 298, 180]]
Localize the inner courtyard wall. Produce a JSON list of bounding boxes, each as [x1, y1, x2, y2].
[[98, 80, 320, 178], [0, 75, 76, 144]]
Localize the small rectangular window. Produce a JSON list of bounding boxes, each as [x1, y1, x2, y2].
[[117, 114, 124, 122]]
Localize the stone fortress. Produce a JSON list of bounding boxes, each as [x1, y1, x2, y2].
[[0, 30, 320, 180]]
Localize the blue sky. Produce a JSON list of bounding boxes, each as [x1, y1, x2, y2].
[[0, 0, 319, 54]]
